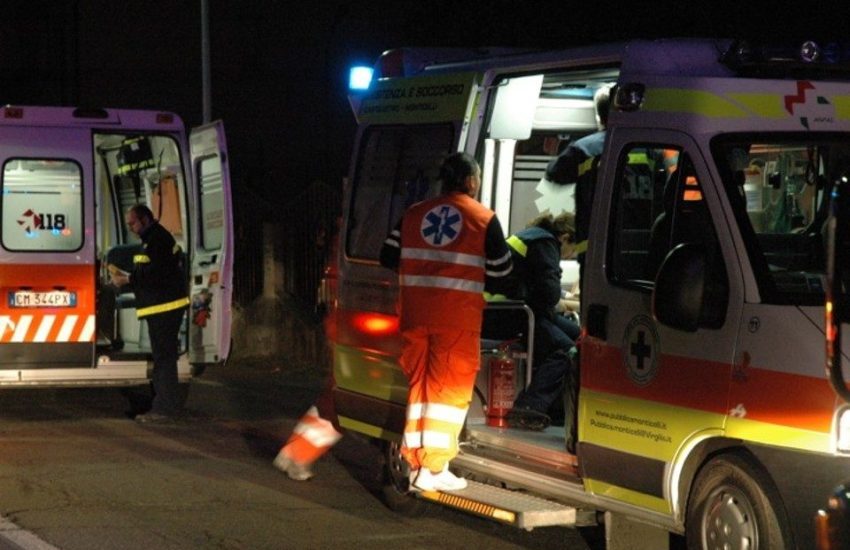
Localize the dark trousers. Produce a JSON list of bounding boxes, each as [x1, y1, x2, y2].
[[146, 307, 185, 415], [513, 313, 579, 414]]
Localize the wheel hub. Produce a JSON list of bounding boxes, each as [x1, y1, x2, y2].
[[703, 485, 758, 550]]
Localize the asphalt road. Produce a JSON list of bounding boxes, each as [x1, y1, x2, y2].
[[0, 358, 594, 550]]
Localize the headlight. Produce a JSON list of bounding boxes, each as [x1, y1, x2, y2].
[[837, 408, 850, 453]]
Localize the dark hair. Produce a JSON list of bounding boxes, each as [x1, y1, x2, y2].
[[529, 211, 575, 241], [439, 152, 479, 194], [128, 204, 155, 223]]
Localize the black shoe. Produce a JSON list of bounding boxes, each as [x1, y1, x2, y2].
[[506, 407, 551, 431]]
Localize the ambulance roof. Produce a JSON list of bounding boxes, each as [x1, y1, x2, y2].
[[0, 105, 185, 131], [378, 38, 850, 83]]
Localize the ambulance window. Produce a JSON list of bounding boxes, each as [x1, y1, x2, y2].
[[197, 156, 224, 251], [714, 137, 839, 305], [347, 124, 453, 259], [609, 146, 726, 302], [608, 145, 671, 284], [1, 159, 83, 252]]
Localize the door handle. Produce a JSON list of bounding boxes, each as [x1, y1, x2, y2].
[[198, 254, 218, 267], [587, 304, 608, 340]]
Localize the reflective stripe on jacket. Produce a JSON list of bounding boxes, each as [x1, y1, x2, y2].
[[130, 221, 188, 319], [399, 192, 493, 332]]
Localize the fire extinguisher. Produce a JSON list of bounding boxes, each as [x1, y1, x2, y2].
[[487, 341, 516, 427]]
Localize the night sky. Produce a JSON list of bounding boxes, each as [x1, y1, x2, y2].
[[0, 1, 845, 215]]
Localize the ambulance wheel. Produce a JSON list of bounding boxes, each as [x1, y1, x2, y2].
[[380, 440, 427, 517], [685, 453, 790, 550], [120, 386, 152, 417]]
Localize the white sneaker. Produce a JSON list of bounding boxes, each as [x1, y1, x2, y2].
[[413, 467, 467, 492], [408, 469, 420, 492], [273, 451, 314, 481]]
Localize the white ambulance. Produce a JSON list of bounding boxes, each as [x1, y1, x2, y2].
[[0, 106, 232, 397], [328, 38, 850, 549]]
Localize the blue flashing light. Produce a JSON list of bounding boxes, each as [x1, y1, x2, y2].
[[349, 66, 374, 91]]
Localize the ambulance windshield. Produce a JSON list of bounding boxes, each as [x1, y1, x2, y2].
[[713, 135, 850, 305]]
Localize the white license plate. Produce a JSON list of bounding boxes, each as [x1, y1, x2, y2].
[[9, 291, 76, 308]]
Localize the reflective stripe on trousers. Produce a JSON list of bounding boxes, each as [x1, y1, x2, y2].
[[399, 326, 479, 473]]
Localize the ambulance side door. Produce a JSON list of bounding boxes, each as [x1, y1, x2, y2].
[[188, 121, 233, 365], [578, 129, 743, 515]]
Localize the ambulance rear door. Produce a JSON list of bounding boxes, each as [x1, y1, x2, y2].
[[188, 121, 233, 366], [0, 127, 96, 370]]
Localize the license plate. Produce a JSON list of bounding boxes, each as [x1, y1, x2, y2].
[[9, 290, 76, 308]]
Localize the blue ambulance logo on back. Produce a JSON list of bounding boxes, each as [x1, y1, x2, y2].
[[421, 204, 462, 247]]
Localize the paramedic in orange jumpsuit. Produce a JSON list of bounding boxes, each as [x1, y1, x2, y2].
[[379, 152, 513, 492]]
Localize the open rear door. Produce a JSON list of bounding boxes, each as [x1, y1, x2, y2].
[[189, 121, 233, 365]]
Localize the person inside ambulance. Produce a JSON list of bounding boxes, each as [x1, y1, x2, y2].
[[504, 212, 580, 433], [379, 152, 514, 492], [544, 83, 614, 288]]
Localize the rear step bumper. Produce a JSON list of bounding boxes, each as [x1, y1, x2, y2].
[[416, 479, 596, 530]]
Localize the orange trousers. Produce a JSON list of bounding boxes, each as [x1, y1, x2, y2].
[[399, 326, 480, 473]]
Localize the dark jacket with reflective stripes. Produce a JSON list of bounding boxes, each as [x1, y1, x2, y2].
[[130, 221, 188, 318], [506, 226, 561, 322], [545, 130, 605, 248]]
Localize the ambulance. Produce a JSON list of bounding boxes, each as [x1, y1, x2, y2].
[[819, 172, 850, 548], [330, 38, 850, 549], [0, 106, 232, 398]]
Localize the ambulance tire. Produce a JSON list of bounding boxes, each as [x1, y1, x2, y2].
[[380, 440, 427, 517], [686, 453, 790, 550], [120, 383, 190, 416], [120, 386, 153, 417]]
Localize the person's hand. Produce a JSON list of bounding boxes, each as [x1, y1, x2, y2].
[[108, 266, 130, 288], [556, 298, 573, 313], [110, 272, 129, 287]]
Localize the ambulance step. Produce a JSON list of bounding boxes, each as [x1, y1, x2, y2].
[[416, 480, 590, 530]]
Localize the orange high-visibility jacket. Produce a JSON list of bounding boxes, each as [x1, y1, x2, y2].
[[398, 192, 495, 332]]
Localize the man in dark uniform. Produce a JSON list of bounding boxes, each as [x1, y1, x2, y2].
[[111, 204, 189, 423], [545, 83, 613, 288]]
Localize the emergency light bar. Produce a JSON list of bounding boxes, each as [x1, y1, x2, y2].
[[720, 39, 850, 79], [349, 66, 374, 91]]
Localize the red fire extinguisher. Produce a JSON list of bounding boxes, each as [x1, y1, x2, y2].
[[487, 341, 516, 427]]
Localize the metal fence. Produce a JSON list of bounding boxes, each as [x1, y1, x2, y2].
[[279, 180, 342, 311], [232, 192, 264, 307], [232, 180, 342, 312]]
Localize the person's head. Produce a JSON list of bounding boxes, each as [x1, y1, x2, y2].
[[594, 83, 615, 130], [529, 211, 576, 259], [125, 204, 155, 236], [439, 152, 481, 197]]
